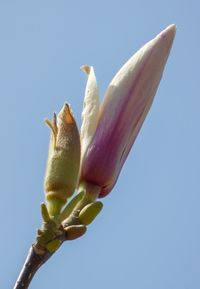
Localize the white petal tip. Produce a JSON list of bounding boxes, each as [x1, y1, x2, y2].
[[153, 24, 176, 54], [158, 24, 176, 41], [165, 24, 177, 32], [80, 65, 92, 76]]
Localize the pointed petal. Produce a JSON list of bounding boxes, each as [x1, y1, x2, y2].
[[80, 65, 100, 163]]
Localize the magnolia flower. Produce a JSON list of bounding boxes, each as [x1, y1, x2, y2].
[[79, 24, 176, 198]]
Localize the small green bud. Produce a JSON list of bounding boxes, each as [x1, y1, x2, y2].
[[79, 201, 103, 225], [64, 225, 87, 240], [45, 239, 61, 252], [44, 104, 81, 216]]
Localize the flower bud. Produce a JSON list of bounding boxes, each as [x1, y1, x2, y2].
[[44, 104, 80, 216], [80, 24, 176, 197]]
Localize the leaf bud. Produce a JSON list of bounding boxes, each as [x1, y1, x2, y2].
[[79, 201, 103, 225]]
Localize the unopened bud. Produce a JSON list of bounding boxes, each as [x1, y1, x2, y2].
[[44, 104, 81, 216], [79, 201, 103, 225]]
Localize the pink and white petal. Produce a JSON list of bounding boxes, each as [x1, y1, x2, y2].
[[81, 25, 176, 198]]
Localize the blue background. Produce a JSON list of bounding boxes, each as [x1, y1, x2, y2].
[[1, 1, 200, 288]]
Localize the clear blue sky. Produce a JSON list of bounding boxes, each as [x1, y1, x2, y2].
[[1, 1, 199, 288]]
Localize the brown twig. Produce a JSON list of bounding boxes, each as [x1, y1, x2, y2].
[[13, 246, 53, 289]]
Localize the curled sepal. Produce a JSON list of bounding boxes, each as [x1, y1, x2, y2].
[[44, 104, 81, 216], [79, 201, 103, 225], [64, 225, 87, 240], [45, 239, 61, 253]]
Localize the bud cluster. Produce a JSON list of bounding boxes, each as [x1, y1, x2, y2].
[[41, 24, 176, 247]]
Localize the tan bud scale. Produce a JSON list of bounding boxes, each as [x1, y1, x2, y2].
[[64, 225, 87, 240]]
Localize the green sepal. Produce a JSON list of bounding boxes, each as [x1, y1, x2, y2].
[[45, 239, 61, 253], [79, 201, 103, 225]]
